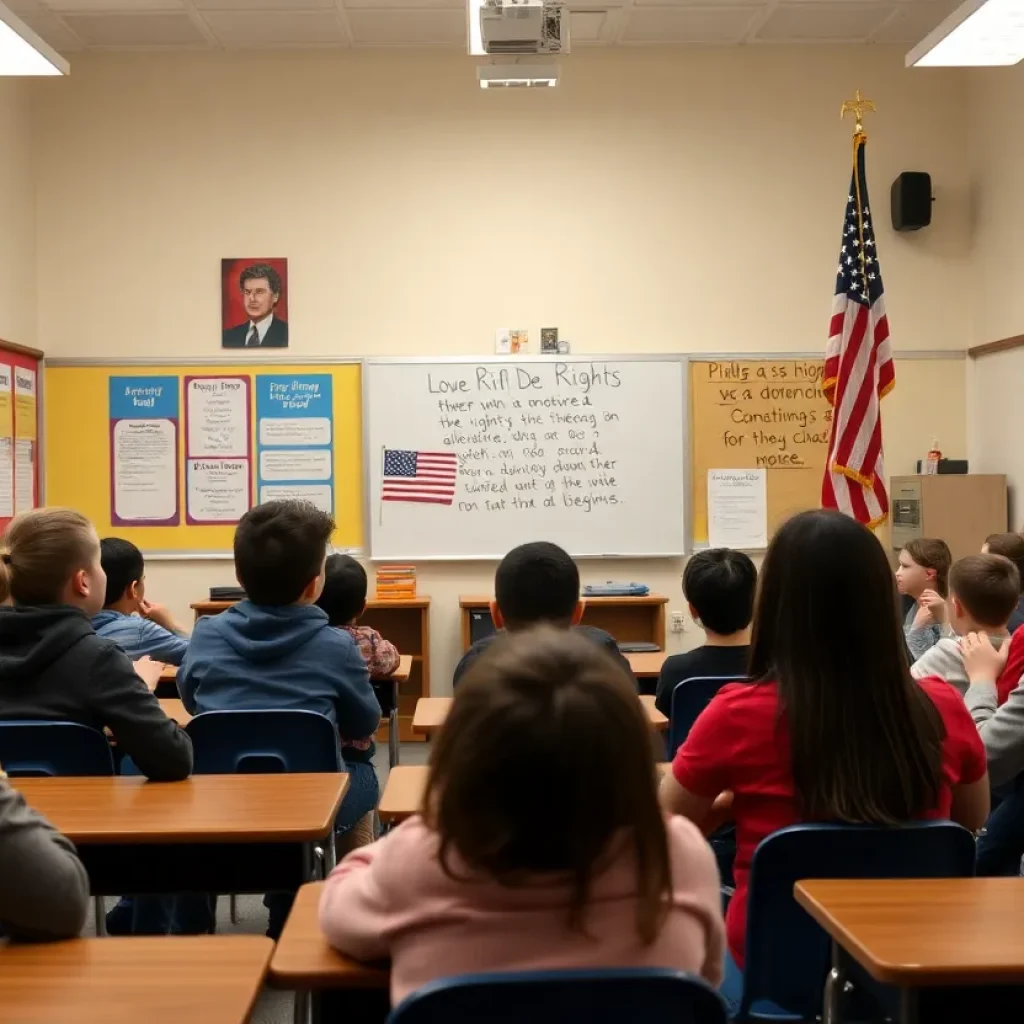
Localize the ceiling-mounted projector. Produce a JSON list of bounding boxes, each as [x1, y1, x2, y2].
[[478, 64, 559, 88], [468, 0, 569, 56]]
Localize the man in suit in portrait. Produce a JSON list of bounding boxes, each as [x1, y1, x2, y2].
[[222, 263, 289, 348]]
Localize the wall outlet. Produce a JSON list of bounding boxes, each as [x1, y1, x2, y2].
[[670, 611, 685, 634]]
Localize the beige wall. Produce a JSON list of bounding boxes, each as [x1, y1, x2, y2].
[[0, 79, 36, 348], [965, 65, 1024, 525], [30, 49, 970, 689]]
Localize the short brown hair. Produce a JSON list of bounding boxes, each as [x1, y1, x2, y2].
[[949, 554, 1021, 628], [904, 537, 952, 597], [1, 508, 98, 605], [234, 500, 334, 605], [985, 533, 1024, 596], [423, 627, 671, 943]]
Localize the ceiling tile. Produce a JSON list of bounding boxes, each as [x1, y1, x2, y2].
[[193, 0, 336, 9], [61, 12, 208, 46], [18, 10, 85, 50], [348, 7, 464, 43], [870, 0, 959, 42], [570, 8, 608, 41], [45, 0, 185, 9], [622, 4, 760, 43], [755, 1, 898, 42], [200, 9, 346, 45]]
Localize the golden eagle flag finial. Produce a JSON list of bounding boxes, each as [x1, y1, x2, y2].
[[841, 90, 876, 136]]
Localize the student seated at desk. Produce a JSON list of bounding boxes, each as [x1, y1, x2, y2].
[[179, 500, 382, 938], [91, 538, 190, 665], [897, 537, 952, 660], [654, 549, 755, 718], [452, 541, 633, 686], [320, 627, 725, 1005], [0, 508, 192, 782], [982, 533, 1024, 632], [660, 510, 990, 986], [316, 554, 400, 678], [911, 553, 1019, 696], [0, 766, 89, 941]]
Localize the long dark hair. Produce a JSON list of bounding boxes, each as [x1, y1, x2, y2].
[[750, 510, 944, 824], [423, 626, 671, 943]]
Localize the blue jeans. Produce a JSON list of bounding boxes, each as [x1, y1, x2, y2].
[[119, 763, 380, 936], [977, 774, 1024, 877]]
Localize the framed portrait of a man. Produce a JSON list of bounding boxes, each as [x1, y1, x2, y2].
[[222, 258, 289, 348]]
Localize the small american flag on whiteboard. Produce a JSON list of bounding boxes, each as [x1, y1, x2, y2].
[[382, 449, 458, 505]]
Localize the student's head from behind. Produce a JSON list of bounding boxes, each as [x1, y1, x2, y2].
[[897, 537, 952, 599], [948, 553, 1020, 634], [492, 541, 581, 631], [316, 554, 367, 627], [234, 500, 335, 607], [424, 627, 670, 942], [683, 548, 757, 638], [100, 537, 146, 612], [751, 509, 944, 824], [982, 533, 1024, 597], [0, 508, 105, 615]]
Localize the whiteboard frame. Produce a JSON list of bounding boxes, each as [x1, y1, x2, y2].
[[362, 354, 690, 562]]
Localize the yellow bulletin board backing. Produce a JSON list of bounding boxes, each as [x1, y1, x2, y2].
[[689, 354, 968, 546], [44, 360, 362, 556]]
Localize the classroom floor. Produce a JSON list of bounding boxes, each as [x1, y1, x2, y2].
[[81, 741, 430, 1024]]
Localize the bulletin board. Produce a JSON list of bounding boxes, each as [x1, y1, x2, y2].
[[0, 344, 43, 533], [690, 357, 831, 545], [44, 360, 362, 555]]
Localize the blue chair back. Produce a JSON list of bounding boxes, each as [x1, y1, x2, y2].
[[184, 710, 342, 774], [0, 720, 114, 777], [739, 821, 977, 1019], [388, 968, 727, 1024], [668, 677, 738, 758]]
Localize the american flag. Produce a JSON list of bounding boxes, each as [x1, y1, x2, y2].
[[382, 449, 458, 505], [821, 133, 894, 530]]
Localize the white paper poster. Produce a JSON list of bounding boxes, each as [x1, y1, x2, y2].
[[112, 420, 178, 522], [186, 459, 250, 522], [259, 483, 333, 515], [707, 469, 768, 550], [0, 438, 12, 519], [186, 377, 249, 457]]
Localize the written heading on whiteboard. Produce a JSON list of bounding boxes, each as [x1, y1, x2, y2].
[[430, 362, 624, 516], [707, 359, 832, 469], [365, 358, 685, 560]]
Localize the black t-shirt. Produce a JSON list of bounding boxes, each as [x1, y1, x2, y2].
[[654, 644, 750, 718]]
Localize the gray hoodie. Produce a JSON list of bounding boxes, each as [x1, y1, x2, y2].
[[965, 675, 1024, 786], [0, 776, 89, 940]]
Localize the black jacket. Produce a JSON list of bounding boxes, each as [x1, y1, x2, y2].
[[222, 317, 289, 348], [453, 625, 635, 688], [0, 606, 193, 781]]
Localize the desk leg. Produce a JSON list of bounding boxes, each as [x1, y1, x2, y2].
[[93, 896, 106, 937], [898, 988, 919, 1024], [293, 990, 311, 1024], [823, 940, 845, 1024]]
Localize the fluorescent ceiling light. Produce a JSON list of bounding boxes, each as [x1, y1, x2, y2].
[[0, 2, 67, 75], [907, 0, 1024, 67], [478, 64, 558, 88], [468, 0, 485, 55]]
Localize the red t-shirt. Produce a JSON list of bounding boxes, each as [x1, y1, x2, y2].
[[671, 677, 987, 966], [997, 624, 1024, 705]]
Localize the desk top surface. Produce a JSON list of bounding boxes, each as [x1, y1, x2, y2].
[[625, 651, 668, 677], [0, 935, 272, 1023], [269, 881, 389, 990], [412, 695, 667, 733], [392, 654, 413, 682], [12, 774, 347, 845], [158, 698, 191, 726], [795, 878, 1024, 986]]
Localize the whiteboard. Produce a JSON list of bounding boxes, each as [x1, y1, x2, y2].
[[364, 357, 686, 560]]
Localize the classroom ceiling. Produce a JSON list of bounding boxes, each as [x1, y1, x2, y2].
[[8, 0, 960, 51]]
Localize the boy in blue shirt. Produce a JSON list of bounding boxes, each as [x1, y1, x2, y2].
[[92, 538, 190, 665], [178, 499, 381, 938]]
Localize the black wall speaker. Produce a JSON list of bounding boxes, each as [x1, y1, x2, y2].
[[891, 171, 932, 232]]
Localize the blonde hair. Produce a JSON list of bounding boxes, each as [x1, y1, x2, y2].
[[0, 508, 98, 606]]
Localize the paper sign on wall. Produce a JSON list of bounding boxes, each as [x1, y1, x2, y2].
[[707, 469, 768, 549]]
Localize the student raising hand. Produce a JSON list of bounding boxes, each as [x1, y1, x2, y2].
[[960, 631, 1011, 686]]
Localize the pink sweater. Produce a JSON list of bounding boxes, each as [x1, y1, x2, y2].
[[319, 814, 725, 1005]]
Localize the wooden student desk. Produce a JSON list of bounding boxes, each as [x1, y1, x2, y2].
[[0, 935, 273, 1024], [380, 762, 671, 825], [11, 774, 348, 898], [459, 593, 668, 652], [190, 597, 431, 742], [625, 650, 669, 679], [795, 878, 1024, 1023], [270, 881, 389, 1023], [412, 695, 668, 735]]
